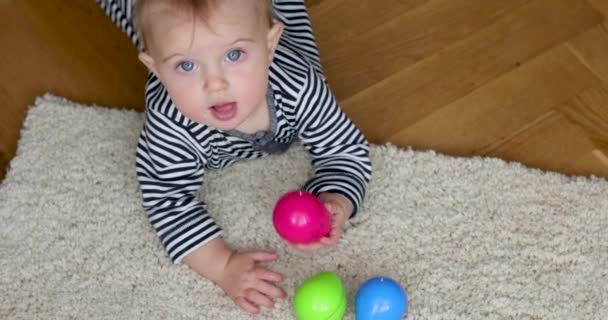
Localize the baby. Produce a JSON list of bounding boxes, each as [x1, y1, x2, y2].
[[97, 0, 371, 314]]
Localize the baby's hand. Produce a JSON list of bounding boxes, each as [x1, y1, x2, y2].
[[217, 250, 287, 314], [292, 192, 353, 253]]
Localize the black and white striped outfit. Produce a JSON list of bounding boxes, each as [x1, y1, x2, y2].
[[97, 0, 372, 263]]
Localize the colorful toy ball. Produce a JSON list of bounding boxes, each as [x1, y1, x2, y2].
[[355, 277, 408, 320], [272, 190, 332, 244], [294, 272, 347, 320]]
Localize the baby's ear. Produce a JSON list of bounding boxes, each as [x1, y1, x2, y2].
[[266, 22, 284, 63], [138, 51, 158, 74]]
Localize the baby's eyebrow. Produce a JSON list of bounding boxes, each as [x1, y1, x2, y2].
[[229, 38, 255, 46], [162, 53, 184, 63]]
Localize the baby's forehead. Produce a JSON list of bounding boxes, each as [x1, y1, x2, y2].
[[140, 0, 268, 25], [137, 0, 271, 51]]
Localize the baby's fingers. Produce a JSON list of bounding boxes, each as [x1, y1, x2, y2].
[[235, 296, 260, 314], [255, 267, 284, 282], [320, 234, 339, 246], [246, 251, 279, 263], [256, 278, 288, 300], [293, 242, 324, 252], [323, 201, 336, 214], [245, 289, 275, 309]]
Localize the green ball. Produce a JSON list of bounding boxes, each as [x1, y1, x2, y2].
[[293, 272, 347, 320]]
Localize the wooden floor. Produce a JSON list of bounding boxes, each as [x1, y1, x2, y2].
[[2, 0, 608, 182]]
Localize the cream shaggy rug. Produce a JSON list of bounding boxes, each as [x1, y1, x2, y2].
[[1, 94, 607, 320]]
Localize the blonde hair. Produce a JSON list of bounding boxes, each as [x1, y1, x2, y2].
[[134, 0, 274, 50]]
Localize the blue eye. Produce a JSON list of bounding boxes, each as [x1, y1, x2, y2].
[[178, 61, 196, 72], [226, 50, 243, 62]]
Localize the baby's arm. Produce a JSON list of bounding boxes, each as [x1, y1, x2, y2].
[[137, 110, 285, 313], [272, 0, 324, 76], [292, 67, 372, 250], [296, 67, 372, 218], [96, 0, 143, 50]]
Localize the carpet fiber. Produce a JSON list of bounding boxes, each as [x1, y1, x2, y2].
[[1, 94, 607, 319]]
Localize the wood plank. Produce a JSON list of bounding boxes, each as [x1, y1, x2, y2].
[[311, 0, 430, 50], [322, 0, 529, 100], [586, 0, 608, 17], [591, 140, 608, 168], [576, 150, 608, 177], [305, 0, 337, 9], [484, 111, 608, 177], [344, 0, 603, 144], [0, 0, 147, 182], [567, 23, 608, 85], [558, 87, 608, 140], [0, 85, 13, 180], [0, 2, 41, 182], [17, 0, 148, 109], [388, 45, 600, 155]]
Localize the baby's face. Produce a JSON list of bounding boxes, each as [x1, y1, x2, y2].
[[139, 0, 282, 133]]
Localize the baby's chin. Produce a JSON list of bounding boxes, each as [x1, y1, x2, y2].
[[197, 118, 241, 131]]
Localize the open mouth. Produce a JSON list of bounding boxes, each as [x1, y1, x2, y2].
[[210, 102, 237, 121]]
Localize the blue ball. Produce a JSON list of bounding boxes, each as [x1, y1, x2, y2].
[[355, 277, 408, 320]]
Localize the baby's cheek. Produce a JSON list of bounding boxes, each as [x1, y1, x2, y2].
[[234, 62, 269, 101], [247, 81, 267, 105], [168, 85, 206, 122]]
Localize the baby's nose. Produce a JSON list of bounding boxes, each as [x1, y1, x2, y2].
[[205, 75, 228, 92]]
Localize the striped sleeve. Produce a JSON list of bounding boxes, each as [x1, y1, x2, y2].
[[136, 108, 222, 264], [297, 67, 372, 216], [96, 0, 142, 50], [272, 0, 324, 76]]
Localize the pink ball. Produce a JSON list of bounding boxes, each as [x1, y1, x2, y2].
[[273, 190, 332, 244]]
